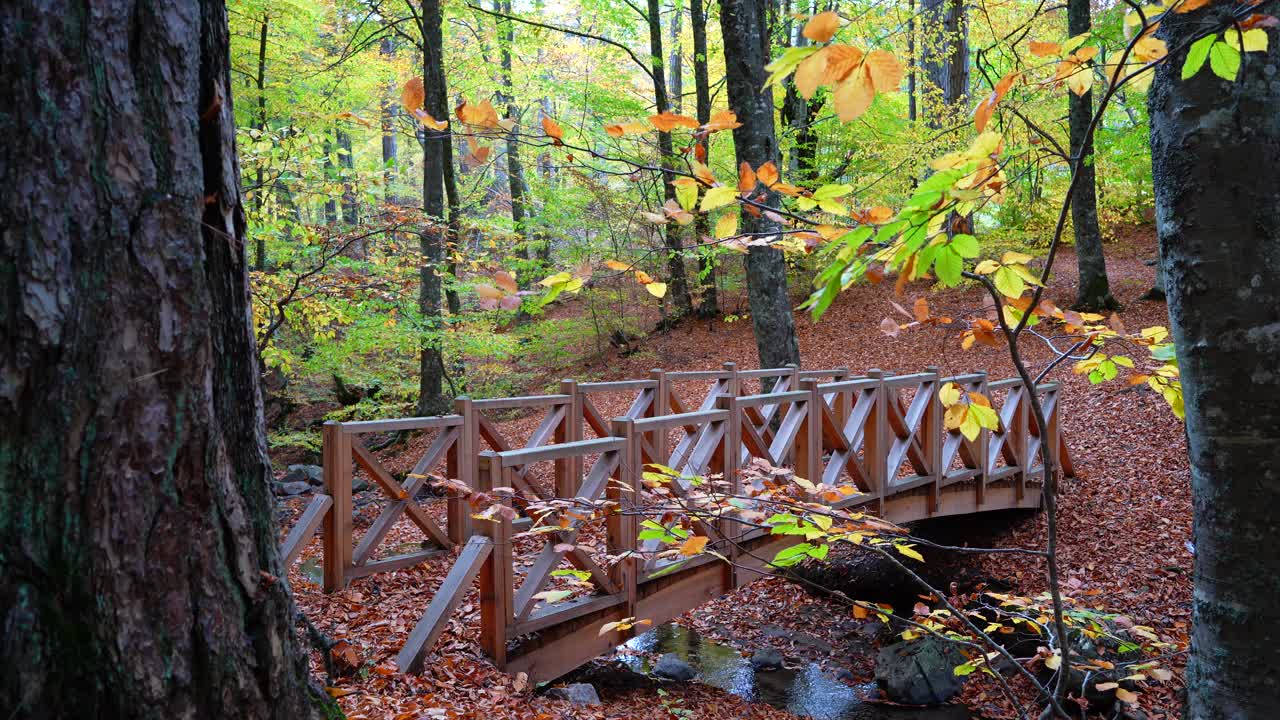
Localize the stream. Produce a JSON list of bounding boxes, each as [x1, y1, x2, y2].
[[617, 624, 971, 720]]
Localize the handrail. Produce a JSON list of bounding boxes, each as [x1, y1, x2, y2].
[[491, 437, 626, 467]]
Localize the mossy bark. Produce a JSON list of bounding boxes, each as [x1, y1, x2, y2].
[[0, 1, 331, 717]]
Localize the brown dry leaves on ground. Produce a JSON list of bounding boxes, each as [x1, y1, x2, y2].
[[278, 228, 1190, 720]]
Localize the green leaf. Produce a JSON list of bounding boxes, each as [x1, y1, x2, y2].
[[765, 46, 820, 87], [1182, 35, 1215, 80], [949, 233, 980, 258], [812, 183, 853, 200], [1209, 40, 1241, 81], [954, 662, 978, 676], [935, 247, 963, 286], [647, 558, 688, 579], [993, 265, 1025, 298]]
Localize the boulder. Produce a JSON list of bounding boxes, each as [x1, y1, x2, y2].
[[274, 480, 312, 497], [286, 464, 324, 486], [875, 638, 967, 705], [749, 647, 784, 672], [352, 477, 370, 493], [652, 654, 695, 681], [545, 683, 600, 706]]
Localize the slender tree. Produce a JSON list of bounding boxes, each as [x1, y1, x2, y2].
[[418, 0, 451, 415], [0, 0, 328, 716], [719, 0, 801, 368], [691, 0, 720, 318], [254, 12, 271, 269], [381, 36, 401, 203], [1068, 0, 1117, 310], [648, 0, 695, 317], [1149, 10, 1280, 719]]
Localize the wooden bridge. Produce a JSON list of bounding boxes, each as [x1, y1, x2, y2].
[[279, 364, 1073, 683]]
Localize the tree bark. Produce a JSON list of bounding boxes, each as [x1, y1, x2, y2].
[[919, 0, 969, 121], [0, 1, 328, 717], [649, 0, 695, 318], [254, 12, 270, 270], [718, 0, 801, 369], [1068, 0, 1116, 311], [338, 128, 358, 225], [1149, 12, 1280, 720], [691, 0, 719, 318], [381, 36, 400, 204], [495, 0, 534, 266], [782, 1, 818, 185], [669, 0, 684, 115], [418, 0, 450, 415]]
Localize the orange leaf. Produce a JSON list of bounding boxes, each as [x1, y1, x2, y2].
[[802, 11, 842, 42], [701, 110, 742, 132], [494, 270, 518, 294], [604, 260, 633, 272], [401, 77, 425, 110], [634, 270, 655, 284], [822, 44, 865, 84], [795, 47, 829, 99], [457, 99, 500, 128], [738, 162, 757, 194], [756, 161, 780, 188], [679, 535, 710, 556], [912, 297, 930, 322], [879, 317, 901, 337], [605, 121, 647, 137], [1174, 0, 1213, 13], [649, 111, 700, 132], [541, 116, 564, 143], [833, 66, 875, 121], [863, 50, 904, 93], [1029, 40, 1061, 57], [692, 162, 717, 186]]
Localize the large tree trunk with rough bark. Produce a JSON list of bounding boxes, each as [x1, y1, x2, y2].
[[1149, 10, 1280, 720], [719, 0, 801, 369], [418, 0, 450, 415], [1068, 0, 1116, 311], [649, 0, 694, 318], [0, 1, 327, 717], [919, 0, 969, 119]]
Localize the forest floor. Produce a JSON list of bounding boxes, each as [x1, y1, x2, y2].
[[277, 225, 1191, 720]]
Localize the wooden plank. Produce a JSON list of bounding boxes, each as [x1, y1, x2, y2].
[[496, 437, 626, 467], [510, 593, 627, 638], [322, 422, 352, 592], [352, 443, 454, 549], [471, 394, 571, 410], [632, 409, 727, 432], [396, 536, 494, 673], [346, 548, 447, 579], [281, 493, 332, 567], [578, 379, 655, 392], [340, 415, 463, 434]]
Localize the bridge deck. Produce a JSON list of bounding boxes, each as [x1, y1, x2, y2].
[[280, 364, 1072, 682]]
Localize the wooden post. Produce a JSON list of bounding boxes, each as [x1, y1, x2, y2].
[[1014, 382, 1029, 500], [866, 369, 888, 511], [715, 393, 742, 589], [451, 397, 476, 543], [976, 371, 990, 507], [722, 361, 739, 398], [322, 421, 352, 592], [557, 379, 582, 496], [924, 367, 943, 515], [834, 366, 850, 425], [797, 379, 822, 486], [476, 453, 512, 667], [609, 417, 640, 624]]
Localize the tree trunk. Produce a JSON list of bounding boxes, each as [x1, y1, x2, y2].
[[323, 131, 339, 225], [381, 36, 400, 204], [782, 1, 818, 185], [0, 1, 328, 717], [418, 0, 450, 415], [691, 0, 719, 319], [1068, 0, 1116, 311], [338, 128, 358, 225], [1149, 12, 1280, 720], [669, 0, 684, 115], [919, 0, 969, 121], [718, 0, 801, 369], [254, 12, 270, 270], [495, 0, 533, 266], [649, 0, 694, 318]]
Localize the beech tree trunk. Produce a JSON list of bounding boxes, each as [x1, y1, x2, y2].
[[338, 128, 358, 225], [381, 36, 400, 204], [648, 0, 695, 318], [691, 0, 719, 318], [1149, 12, 1280, 720], [0, 1, 327, 717], [495, 0, 534, 266], [1068, 0, 1116, 311], [719, 0, 801, 369], [418, 0, 450, 415], [919, 0, 969, 115]]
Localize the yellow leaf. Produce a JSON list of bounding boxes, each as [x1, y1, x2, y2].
[[692, 162, 717, 186], [1001, 250, 1034, 264], [939, 382, 963, 406], [802, 11, 842, 42], [605, 121, 648, 137], [959, 408, 982, 441], [1134, 35, 1169, 62], [1067, 63, 1094, 96], [701, 185, 738, 211], [1224, 27, 1269, 53], [646, 282, 668, 298], [679, 535, 710, 556], [895, 544, 924, 562], [833, 67, 875, 121], [715, 212, 739, 238], [945, 403, 968, 431], [1044, 650, 1062, 670], [1115, 688, 1140, 704], [863, 50, 904, 93]]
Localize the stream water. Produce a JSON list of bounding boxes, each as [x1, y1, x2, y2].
[[617, 624, 971, 720]]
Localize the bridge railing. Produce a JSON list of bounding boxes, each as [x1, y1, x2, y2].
[[278, 364, 1074, 679]]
